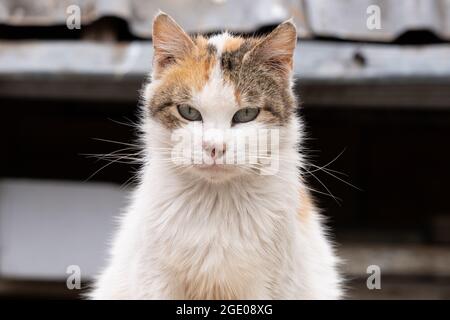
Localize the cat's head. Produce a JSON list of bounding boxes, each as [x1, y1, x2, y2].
[[143, 13, 299, 183]]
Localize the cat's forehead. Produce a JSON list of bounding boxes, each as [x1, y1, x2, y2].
[[157, 32, 255, 92], [190, 33, 249, 116], [205, 32, 247, 55], [192, 32, 257, 74], [172, 32, 258, 108]]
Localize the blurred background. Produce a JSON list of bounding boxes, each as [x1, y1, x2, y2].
[[1, 0, 450, 299]]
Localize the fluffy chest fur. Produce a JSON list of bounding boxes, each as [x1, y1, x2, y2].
[[132, 162, 300, 299]]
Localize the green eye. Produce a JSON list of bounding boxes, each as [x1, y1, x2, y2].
[[232, 108, 260, 124], [177, 104, 202, 121]]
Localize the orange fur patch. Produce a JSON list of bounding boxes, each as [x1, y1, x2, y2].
[[194, 35, 209, 48], [298, 185, 314, 224], [234, 89, 241, 106], [222, 36, 245, 53], [162, 42, 216, 92]]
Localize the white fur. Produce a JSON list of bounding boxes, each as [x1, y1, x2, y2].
[[89, 33, 342, 300], [207, 32, 232, 56]]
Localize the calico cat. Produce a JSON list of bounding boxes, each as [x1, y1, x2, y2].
[[89, 13, 342, 299]]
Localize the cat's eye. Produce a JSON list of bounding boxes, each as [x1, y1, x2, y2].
[[177, 104, 202, 121], [232, 108, 260, 124]]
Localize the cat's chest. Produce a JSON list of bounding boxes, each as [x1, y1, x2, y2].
[[147, 188, 291, 271], [136, 175, 300, 298], [147, 194, 290, 298], [154, 198, 269, 244]]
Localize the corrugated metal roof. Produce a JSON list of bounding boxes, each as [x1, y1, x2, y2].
[[2, 40, 450, 107], [0, 0, 449, 41], [305, 0, 450, 41], [2, 40, 450, 81], [0, 0, 311, 37]]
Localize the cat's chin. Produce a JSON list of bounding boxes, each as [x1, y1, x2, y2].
[[190, 164, 244, 183]]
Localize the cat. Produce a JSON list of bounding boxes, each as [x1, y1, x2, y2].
[[89, 12, 342, 299]]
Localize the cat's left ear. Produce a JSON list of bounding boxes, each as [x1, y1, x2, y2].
[[246, 20, 297, 77], [152, 12, 195, 76]]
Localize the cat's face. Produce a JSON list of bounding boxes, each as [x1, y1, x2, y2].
[[144, 13, 298, 182]]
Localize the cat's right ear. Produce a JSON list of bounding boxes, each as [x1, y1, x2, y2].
[[152, 12, 194, 76]]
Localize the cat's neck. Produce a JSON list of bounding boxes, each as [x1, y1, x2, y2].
[[133, 152, 302, 224]]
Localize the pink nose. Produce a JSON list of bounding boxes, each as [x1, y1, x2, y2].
[[203, 143, 226, 160]]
